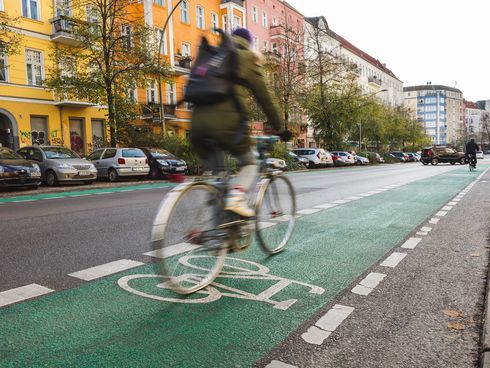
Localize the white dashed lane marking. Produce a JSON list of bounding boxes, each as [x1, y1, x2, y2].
[[145, 243, 200, 259], [435, 211, 448, 217], [297, 208, 322, 215], [302, 304, 355, 345], [429, 218, 440, 224], [0, 284, 54, 307], [265, 361, 298, 368], [332, 199, 351, 204], [352, 272, 387, 296], [314, 203, 339, 209], [68, 259, 145, 281], [380, 252, 407, 268], [401, 237, 422, 249], [441, 206, 453, 211]]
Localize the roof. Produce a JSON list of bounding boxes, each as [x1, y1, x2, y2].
[[464, 100, 480, 109], [305, 17, 401, 82], [282, 1, 303, 16], [403, 85, 462, 94]]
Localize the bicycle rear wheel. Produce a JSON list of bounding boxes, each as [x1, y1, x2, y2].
[[151, 182, 228, 294], [255, 174, 296, 254]]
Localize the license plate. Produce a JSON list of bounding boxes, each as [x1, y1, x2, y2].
[[133, 167, 144, 171], [176, 167, 185, 172], [78, 171, 91, 176]]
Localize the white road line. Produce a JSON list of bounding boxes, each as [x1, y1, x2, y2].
[[68, 259, 144, 281], [452, 198, 461, 202], [315, 304, 355, 332], [332, 199, 351, 204], [345, 196, 362, 200], [401, 237, 422, 249], [144, 243, 200, 259], [416, 232, 428, 236], [420, 227, 432, 232], [271, 215, 293, 222], [69, 194, 91, 197], [314, 203, 339, 210], [297, 208, 322, 215], [0, 284, 54, 307], [359, 192, 374, 197], [42, 196, 64, 200], [435, 211, 448, 217], [12, 199, 37, 203], [429, 218, 440, 224], [265, 361, 298, 368], [380, 252, 407, 268], [301, 326, 331, 345], [448, 202, 457, 206], [442, 206, 453, 211], [352, 272, 387, 296]]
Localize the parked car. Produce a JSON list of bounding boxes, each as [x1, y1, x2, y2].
[[331, 153, 348, 166], [17, 146, 97, 186], [476, 151, 484, 160], [355, 155, 370, 165], [292, 148, 333, 168], [361, 152, 385, 164], [0, 147, 42, 189], [87, 147, 150, 182], [330, 151, 356, 165], [405, 153, 419, 162], [289, 151, 308, 166], [389, 151, 409, 162], [420, 146, 466, 166], [266, 157, 287, 170], [139, 147, 187, 179]]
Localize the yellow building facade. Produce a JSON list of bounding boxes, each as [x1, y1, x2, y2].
[[0, 0, 245, 150], [0, 0, 107, 154]]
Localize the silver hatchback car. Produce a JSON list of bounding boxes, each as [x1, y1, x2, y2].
[[87, 147, 150, 182], [17, 146, 98, 186]]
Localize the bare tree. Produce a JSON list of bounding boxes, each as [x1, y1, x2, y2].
[[45, 0, 171, 146]]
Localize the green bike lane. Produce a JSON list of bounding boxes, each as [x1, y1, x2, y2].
[[0, 166, 485, 368]]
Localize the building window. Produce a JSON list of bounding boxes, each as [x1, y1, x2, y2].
[[121, 25, 133, 50], [262, 11, 267, 28], [263, 40, 268, 52], [153, 0, 165, 6], [59, 56, 76, 78], [30, 116, 48, 145], [196, 6, 204, 29], [156, 29, 167, 55], [180, 0, 189, 23], [166, 83, 176, 104], [25, 49, 44, 86], [147, 81, 157, 103], [55, 0, 71, 16], [91, 119, 106, 149], [252, 37, 258, 51], [0, 0, 3, 11], [211, 12, 218, 33], [22, 0, 41, 20], [233, 15, 241, 29], [252, 7, 258, 23], [181, 42, 191, 57], [222, 15, 228, 32], [0, 54, 7, 82], [272, 17, 277, 26]]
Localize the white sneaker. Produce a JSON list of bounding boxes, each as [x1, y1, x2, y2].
[[225, 189, 255, 217]]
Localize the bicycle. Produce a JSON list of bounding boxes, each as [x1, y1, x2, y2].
[[150, 136, 296, 294], [466, 153, 477, 171]]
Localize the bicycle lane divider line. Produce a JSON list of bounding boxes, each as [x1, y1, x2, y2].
[[0, 165, 486, 368], [0, 182, 177, 203], [0, 284, 54, 308], [301, 305, 355, 345], [265, 360, 298, 368], [68, 260, 145, 281]]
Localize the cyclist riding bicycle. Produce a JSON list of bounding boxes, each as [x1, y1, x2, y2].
[[190, 28, 288, 218], [465, 138, 479, 168]]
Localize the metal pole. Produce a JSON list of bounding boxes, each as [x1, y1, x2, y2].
[[359, 122, 362, 153], [157, 0, 186, 136]]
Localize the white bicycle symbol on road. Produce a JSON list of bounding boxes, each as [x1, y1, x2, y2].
[[118, 256, 325, 310]]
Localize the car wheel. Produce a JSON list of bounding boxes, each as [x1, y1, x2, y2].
[[108, 168, 119, 182], [45, 170, 59, 186], [431, 158, 439, 165], [308, 161, 316, 169], [450, 162, 455, 165], [149, 167, 161, 180], [422, 162, 429, 166], [84, 181, 94, 185], [459, 158, 465, 165]]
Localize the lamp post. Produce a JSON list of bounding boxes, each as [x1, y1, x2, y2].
[[157, 0, 186, 136], [358, 88, 387, 153]]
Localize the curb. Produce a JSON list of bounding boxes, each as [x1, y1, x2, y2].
[[480, 168, 490, 368]]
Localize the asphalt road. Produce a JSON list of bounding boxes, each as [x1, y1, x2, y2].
[[1, 161, 489, 367]]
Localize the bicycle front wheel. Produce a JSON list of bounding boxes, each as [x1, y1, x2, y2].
[[255, 174, 296, 254], [151, 182, 228, 294]]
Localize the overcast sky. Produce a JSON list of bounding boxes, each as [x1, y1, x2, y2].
[[286, 0, 489, 102]]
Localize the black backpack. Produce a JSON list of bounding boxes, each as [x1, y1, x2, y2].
[[184, 29, 237, 106]]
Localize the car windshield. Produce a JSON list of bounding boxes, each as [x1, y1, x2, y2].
[[43, 147, 79, 159], [122, 149, 146, 158], [0, 148, 23, 160], [151, 149, 175, 159]]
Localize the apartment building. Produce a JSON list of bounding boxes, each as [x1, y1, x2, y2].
[[404, 84, 464, 145], [0, 0, 107, 154]]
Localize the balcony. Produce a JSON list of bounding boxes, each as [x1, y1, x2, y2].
[[54, 93, 95, 107], [263, 50, 282, 64], [141, 103, 176, 121], [173, 56, 192, 75], [220, 0, 244, 7], [368, 75, 382, 87], [50, 16, 79, 46]]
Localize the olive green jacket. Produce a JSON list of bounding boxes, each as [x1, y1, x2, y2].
[[191, 36, 282, 156]]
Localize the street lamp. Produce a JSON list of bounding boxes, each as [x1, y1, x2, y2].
[[157, 0, 187, 136], [358, 89, 387, 153]]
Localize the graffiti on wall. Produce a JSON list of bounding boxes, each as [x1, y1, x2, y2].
[[70, 131, 84, 154], [50, 130, 62, 145], [19, 130, 63, 146]]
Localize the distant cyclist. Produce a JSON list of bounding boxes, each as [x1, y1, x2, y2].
[[190, 28, 288, 218], [465, 138, 479, 168]]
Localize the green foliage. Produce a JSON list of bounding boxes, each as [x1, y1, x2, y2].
[[0, 12, 21, 55], [269, 142, 306, 171]]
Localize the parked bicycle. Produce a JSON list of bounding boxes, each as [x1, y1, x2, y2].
[[150, 136, 296, 294]]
